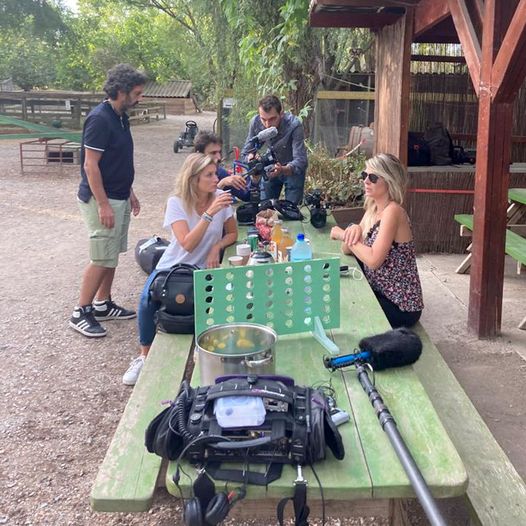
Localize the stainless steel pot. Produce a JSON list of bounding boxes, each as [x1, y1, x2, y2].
[[196, 323, 277, 385]]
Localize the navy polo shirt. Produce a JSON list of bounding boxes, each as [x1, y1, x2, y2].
[[78, 101, 135, 203]]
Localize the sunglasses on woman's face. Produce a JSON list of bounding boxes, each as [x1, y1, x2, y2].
[[360, 171, 380, 184]]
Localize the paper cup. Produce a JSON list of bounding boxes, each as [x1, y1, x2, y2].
[[228, 255, 244, 267], [236, 243, 251, 265]]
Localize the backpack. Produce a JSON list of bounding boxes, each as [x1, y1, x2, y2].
[[407, 132, 431, 166], [423, 123, 453, 165]]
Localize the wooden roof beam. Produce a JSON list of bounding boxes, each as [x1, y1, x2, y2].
[[413, 0, 450, 38], [447, 0, 481, 94], [309, 11, 401, 28], [492, 0, 526, 102]]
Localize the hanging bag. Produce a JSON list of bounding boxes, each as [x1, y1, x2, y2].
[[149, 263, 199, 334]]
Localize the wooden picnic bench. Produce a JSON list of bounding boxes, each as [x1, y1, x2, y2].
[[128, 104, 167, 124], [454, 208, 526, 330], [90, 216, 526, 525]]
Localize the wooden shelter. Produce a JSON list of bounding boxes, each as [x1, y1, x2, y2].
[[142, 80, 197, 114], [310, 0, 526, 338]]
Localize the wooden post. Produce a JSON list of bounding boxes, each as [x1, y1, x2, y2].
[[468, 0, 518, 336], [374, 10, 413, 164]]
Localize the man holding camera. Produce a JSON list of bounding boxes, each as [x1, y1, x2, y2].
[[242, 95, 307, 205]]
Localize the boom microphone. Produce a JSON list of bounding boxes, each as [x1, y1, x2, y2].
[[323, 328, 422, 371], [249, 126, 278, 144]]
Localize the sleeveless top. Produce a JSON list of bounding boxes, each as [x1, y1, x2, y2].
[[363, 221, 424, 312]]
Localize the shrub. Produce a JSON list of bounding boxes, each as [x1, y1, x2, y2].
[[305, 143, 366, 207]]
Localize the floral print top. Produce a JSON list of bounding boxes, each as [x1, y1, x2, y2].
[[363, 221, 424, 312]]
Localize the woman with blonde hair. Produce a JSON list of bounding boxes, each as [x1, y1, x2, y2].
[[330, 153, 423, 328], [123, 153, 237, 385]]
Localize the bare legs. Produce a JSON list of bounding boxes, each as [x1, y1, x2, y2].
[[78, 263, 115, 306]]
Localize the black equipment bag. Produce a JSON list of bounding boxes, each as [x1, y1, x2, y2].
[[145, 376, 345, 468], [407, 132, 431, 166], [135, 236, 169, 274], [423, 123, 453, 165], [149, 263, 198, 316]]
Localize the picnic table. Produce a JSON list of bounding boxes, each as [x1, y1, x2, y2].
[[91, 214, 526, 525], [454, 188, 526, 329], [156, 218, 467, 523]]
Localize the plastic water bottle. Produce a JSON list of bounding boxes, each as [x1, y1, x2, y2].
[[290, 233, 312, 261]]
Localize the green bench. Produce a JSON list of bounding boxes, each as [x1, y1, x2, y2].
[[454, 213, 526, 329], [454, 213, 526, 273], [90, 332, 194, 512], [411, 324, 526, 525]]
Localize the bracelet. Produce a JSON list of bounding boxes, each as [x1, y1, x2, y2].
[[202, 212, 213, 223]]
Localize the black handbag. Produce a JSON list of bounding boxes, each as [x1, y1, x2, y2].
[[149, 263, 198, 316]]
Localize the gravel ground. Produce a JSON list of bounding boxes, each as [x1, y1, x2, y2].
[[0, 113, 394, 526]]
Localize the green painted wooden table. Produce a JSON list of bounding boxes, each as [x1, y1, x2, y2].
[[508, 187, 526, 206], [163, 217, 467, 521]]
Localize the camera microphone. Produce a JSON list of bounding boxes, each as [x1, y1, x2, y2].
[[250, 126, 278, 144], [323, 328, 422, 371]]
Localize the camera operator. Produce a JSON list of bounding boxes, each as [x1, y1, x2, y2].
[[241, 95, 308, 205], [194, 131, 252, 202]]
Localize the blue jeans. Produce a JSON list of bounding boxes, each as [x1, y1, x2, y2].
[[138, 269, 162, 346], [262, 172, 305, 205]]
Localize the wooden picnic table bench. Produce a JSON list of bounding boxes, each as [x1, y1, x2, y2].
[[454, 205, 526, 330], [90, 214, 526, 525]]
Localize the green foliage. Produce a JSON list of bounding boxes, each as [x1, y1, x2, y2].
[[305, 143, 365, 206]]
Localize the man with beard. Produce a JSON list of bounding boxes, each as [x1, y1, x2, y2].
[[70, 64, 147, 338]]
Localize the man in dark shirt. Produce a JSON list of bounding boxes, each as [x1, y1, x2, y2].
[[241, 95, 308, 204], [70, 64, 147, 338], [193, 131, 252, 202]]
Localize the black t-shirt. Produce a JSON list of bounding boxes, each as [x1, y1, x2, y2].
[[77, 101, 135, 203]]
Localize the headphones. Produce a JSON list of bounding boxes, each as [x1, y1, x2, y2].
[[172, 435, 247, 526], [183, 477, 246, 526]]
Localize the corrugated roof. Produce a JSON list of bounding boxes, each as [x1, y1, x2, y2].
[[143, 80, 192, 98]]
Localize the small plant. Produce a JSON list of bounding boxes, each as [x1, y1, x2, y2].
[[305, 143, 366, 207]]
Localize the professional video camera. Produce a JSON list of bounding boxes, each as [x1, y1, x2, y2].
[[240, 126, 279, 180], [234, 127, 304, 225], [304, 188, 328, 228]]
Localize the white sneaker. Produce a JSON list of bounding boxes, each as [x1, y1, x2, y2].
[[122, 356, 145, 386]]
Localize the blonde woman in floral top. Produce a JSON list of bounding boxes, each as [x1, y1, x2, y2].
[[330, 153, 423, 328]]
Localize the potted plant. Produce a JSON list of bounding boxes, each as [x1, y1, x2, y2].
[[305, 144, 366, 228]]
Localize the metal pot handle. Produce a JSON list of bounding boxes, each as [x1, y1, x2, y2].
[[244, 354, 273, 368]]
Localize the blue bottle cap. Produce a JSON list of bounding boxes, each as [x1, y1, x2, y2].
[[297, 233, 305, 241]]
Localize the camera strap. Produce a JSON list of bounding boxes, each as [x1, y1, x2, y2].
[[277, 466, 310, 526]]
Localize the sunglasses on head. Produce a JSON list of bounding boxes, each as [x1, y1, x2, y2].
[[360, 171, 380, 184]]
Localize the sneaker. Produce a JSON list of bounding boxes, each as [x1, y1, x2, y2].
[[93, 299, 136, 321], [69, 305, 107, 338], [123, 356, 145, 386]]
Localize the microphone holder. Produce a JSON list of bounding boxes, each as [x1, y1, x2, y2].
[[355, 363, 447, 526]]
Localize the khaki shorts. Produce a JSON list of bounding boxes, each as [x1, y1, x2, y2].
[[78, 197, 131, 268]]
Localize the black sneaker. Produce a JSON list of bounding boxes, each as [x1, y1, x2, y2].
[[69, 305, 107, 338], [93, 299, 136, 321]]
